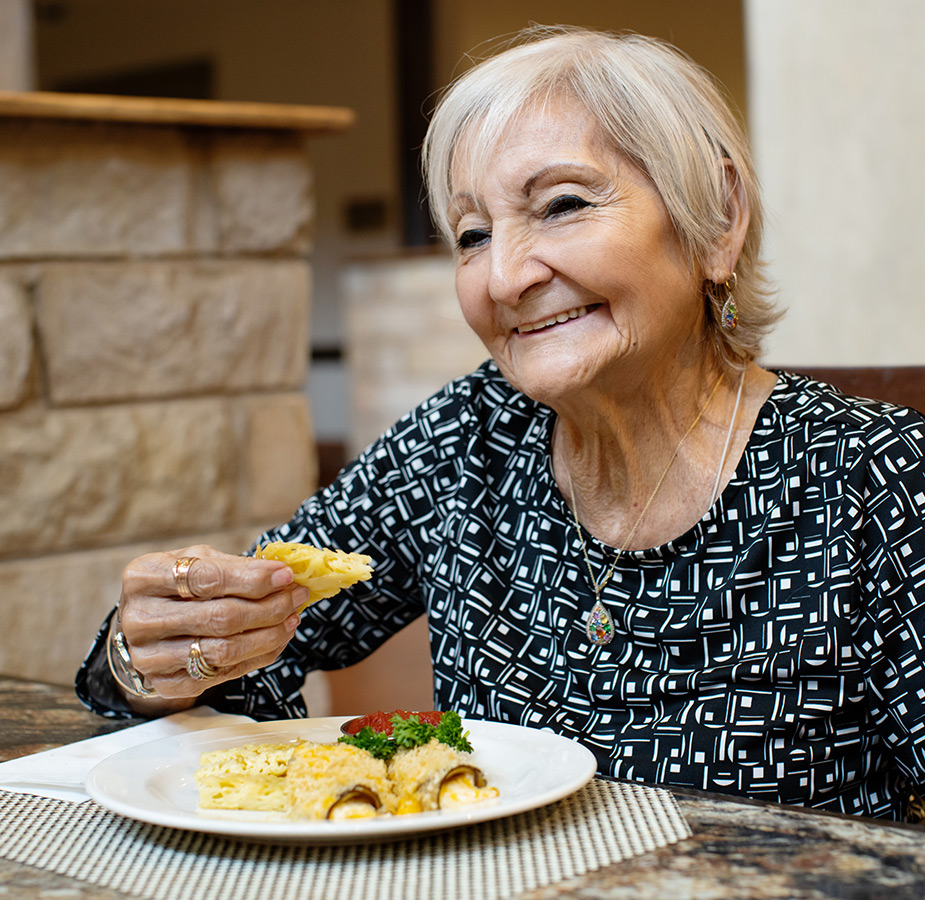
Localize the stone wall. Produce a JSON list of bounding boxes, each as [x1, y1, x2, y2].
[[0, 103, 343, 687], [342, 250, 487, 456]]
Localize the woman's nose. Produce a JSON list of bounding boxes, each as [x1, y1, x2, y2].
[[487, 228, 552, 306]]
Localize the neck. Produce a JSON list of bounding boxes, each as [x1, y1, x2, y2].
[[554, 361, 760, 549]]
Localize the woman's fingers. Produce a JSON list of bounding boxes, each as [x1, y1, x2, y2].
[[125, 585, 307, 639], [127, 605, 303, 699], [115, 543, 309, 701], [123, 545, 295, 602]]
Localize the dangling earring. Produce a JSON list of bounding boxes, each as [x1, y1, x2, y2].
[[720, 272, 738, 331]]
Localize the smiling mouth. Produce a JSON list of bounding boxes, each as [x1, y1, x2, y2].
[[516, 305, 594, 334]]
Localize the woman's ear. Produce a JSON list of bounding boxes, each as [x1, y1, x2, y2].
[[705, 159, 750, 282]]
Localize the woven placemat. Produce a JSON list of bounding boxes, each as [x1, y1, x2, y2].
[[0, 779, 690, 900]]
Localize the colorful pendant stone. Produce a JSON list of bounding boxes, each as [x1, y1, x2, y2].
[[721, 295, 738, 331], [585, 599, 615, 646]]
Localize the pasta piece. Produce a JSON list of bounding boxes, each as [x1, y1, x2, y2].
[[195, 740, 303, 811], [255, 542, 373, 611]]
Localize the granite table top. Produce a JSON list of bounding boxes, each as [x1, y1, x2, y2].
[[2, 675, 924, 899]]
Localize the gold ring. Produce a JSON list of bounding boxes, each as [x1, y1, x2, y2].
[[173, 556, 199, 599], [186, 638, 218, 680]]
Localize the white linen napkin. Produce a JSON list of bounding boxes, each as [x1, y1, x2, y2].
[[0, 707, 253, 803]]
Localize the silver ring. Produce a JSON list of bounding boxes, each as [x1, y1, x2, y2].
[[186, 638, 218, 680], [173, 557, 199, 599]]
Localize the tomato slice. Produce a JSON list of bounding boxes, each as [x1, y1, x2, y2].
[[342, 709, 444, 736]]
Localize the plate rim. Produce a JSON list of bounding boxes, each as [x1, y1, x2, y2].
[[85, 716, 597, 843]]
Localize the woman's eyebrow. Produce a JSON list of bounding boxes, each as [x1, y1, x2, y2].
[[447, 191, 480, 226], [523, 163, 606, 196]]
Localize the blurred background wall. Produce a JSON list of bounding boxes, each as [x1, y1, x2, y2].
[[24, 0, 749, 459], [1, 0, 922, 715]]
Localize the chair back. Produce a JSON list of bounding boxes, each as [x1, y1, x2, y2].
[[790, 366, 925, 414]]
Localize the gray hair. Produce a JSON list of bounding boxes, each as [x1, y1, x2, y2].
[[422, 26, 779, 368]]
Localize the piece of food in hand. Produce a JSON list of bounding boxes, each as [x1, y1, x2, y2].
[[254, 541, 373, 611], [286, 741, 393, 820], [195, 740, 303, 812]]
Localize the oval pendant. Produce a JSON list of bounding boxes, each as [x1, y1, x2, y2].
[[721, 295, 738, 331], [585, 600, 614, 646]]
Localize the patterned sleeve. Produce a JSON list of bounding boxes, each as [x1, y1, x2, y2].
[[854, 407, 925, 791], [75, 375, 476, 720], [210, 434, 439, 720]]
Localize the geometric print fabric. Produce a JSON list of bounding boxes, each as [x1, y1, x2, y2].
[[77, 364, 925, 820]]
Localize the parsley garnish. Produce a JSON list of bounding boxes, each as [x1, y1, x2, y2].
[[338, 711, 472, 756], [435, 710, 473, 753], [338, 725, 398, 760]]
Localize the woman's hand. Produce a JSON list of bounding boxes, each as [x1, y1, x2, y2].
[[113, 544, 308, 715]]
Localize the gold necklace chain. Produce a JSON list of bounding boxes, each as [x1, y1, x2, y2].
[[566, 372, 725, 645]]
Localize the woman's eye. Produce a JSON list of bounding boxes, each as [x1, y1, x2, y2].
[[545, 195, 592, 218], [456, 229, 490, 250]]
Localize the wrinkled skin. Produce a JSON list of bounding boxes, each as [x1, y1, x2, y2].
[[115, 544, 307, 715]]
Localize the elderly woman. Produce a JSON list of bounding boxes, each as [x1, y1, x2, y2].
[[77, 27, 925, 820]]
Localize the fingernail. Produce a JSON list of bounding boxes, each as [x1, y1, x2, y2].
[[286, 613, 301, 631], [271, 566, 294, 588]]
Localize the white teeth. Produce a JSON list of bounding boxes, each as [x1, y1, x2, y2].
[[517, 306, 589, 334]]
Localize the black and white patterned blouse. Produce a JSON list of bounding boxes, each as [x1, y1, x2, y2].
[[77, 363, 925, 819]]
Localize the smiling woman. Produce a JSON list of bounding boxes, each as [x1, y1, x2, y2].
[[448, 100, 709, 413], [77, 25, 925, 824]]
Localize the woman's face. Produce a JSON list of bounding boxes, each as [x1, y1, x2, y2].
[[450, 97, 708, 406]]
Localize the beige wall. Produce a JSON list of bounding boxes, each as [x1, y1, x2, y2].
[[746, 0, 925, 367], [0, 113, 319, 687], [32, 0, 747, 446], [34, 0, 399, 349], [433, 1, 746, 119], [0, 0, 34, 89]]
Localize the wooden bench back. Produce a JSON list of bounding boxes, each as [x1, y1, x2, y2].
[[787, 366, 925, 414]]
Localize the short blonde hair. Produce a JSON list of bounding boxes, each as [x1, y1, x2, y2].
[[422, 26, 779, 368]]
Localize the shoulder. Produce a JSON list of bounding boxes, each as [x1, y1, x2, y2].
[[379, 360, 546, 446], [767, 369, 925, 465], [348, 361, 549, 477]]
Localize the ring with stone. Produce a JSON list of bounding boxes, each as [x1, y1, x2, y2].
[[173, 556, 199, 599], [186, 638, 218, 680]]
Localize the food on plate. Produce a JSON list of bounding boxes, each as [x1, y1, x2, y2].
[[191, 710, 499, 821], [341, 708, 444, 736], [388, 740, 496, 814], [254, 541, 373, 611], [195, 740, 303, 812], [286, 742, 392, 820], [339, 710, 499, 814]]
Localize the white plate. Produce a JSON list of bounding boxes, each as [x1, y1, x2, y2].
[[86, 716, 597, 843]]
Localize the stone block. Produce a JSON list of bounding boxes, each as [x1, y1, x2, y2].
[[0, 120, 192, 258], [36, 259, 311, 404], [343, 253, 486, 453], [0, 399, 240, 557], [0, 275, 31, 409], [0, 528, 261, 686], [243, 392, 317, 523], [207, 132, 314, 254]]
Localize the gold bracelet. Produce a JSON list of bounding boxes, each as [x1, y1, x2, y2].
[[106, 611, 158, 698]]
